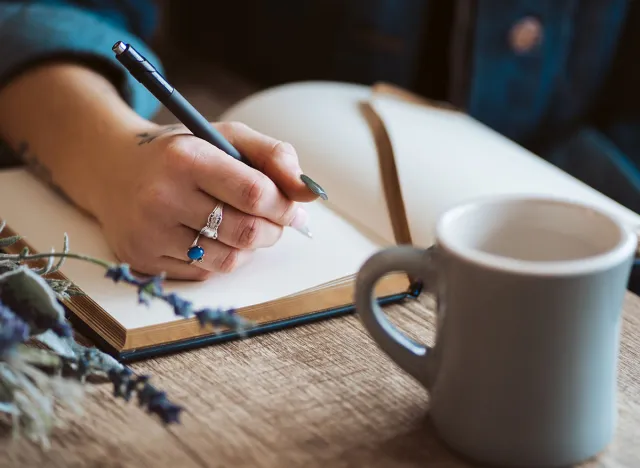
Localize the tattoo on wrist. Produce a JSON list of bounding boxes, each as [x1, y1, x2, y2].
[[136, 125, 183, 145], [16, 142, 72, 203]]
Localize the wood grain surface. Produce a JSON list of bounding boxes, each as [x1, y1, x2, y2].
[[0, 292, 639, 468]]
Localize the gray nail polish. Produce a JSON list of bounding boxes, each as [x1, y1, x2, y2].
[[301, 174, 328, 200]]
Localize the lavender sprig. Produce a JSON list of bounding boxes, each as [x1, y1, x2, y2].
[[0, 249, 254, 334], [0, 228, 209, 436], [105, 264, 251, 333], [0, 301, 30, 356], [108, 368, 182, 424]]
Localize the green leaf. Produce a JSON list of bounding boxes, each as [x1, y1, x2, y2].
[[44, 278, 84, 301], [0, 235, 21, 248], [33, 331, 123, 379], [0, 401, 17, 415], [32, 330, 75, 359], [0, 267, 66, 335], [15, 345, 63, 371], [66, 289, 84, 297]]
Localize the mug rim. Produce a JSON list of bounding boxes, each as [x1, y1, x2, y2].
[[435, 194, 637, 276]]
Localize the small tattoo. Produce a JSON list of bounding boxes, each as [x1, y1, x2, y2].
[[16, 142, 72, 203], [136, 125, 183, 145]]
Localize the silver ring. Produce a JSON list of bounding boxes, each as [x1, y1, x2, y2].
[[187, 202, 224, 265], [200, 202, 224, 240]]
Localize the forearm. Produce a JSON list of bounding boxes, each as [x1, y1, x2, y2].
[[0, 63, 157, 214]]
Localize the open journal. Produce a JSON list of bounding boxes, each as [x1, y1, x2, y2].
[[1, 81, 638, 360]]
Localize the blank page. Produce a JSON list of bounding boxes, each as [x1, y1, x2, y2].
[[371, 96, 640, 248], [0, 169, 382, 329], [220, 81, 397, 246]]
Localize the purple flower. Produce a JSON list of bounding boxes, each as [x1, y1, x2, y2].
[[194, 307, 238, 328], [0, 301, 30, 355], [163, 293, 193, 317], [155, 402, 183, 424], [50, 320, 73, 338], [108, 367, 183, 425], [141, 387, 184, 424], [105, 264, 135, 284], [106, 265, 168, 306], [136, 276, 164, 305], [148, 396, 183, 424], [108, 367, 134, 398]]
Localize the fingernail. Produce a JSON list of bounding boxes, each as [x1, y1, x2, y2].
[[300, 174, 328, 200], [290, 207, 313, 238]]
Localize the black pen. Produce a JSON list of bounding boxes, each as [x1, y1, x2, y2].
[[111, 41, 328, 199]]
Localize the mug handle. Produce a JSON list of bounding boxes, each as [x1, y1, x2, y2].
[[354, 245, 439, 389]]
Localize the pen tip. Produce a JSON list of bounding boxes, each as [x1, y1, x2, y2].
[[294, 225, 313, 238]]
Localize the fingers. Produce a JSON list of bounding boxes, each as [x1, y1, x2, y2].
[[166, 225, 253, 274], [215, 121, 320, 203], [112, 224, 254, 280], [179, 190, 284, 249], [177, 136, 309, 229]]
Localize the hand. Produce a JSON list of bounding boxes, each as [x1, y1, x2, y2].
[[0, 63, 321, 280], [92, 122, 319, 280]]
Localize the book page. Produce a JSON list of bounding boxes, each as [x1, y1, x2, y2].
[[0, 169, 384, 330], [371, 95, 640, 248], [220, 81, 397, 246]]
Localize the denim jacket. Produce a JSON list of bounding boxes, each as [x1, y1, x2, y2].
[[0, 0, 161, 120], [1, 0, 639, 285]]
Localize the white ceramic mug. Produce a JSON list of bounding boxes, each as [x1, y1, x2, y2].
[[354, 195, 636, 467]]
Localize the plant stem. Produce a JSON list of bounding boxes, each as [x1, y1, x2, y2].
[[0, 252, 113, 270]]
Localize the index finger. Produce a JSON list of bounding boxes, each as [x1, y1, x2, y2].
[[181, 136, 309, 231], [216, 121, 328, 202]]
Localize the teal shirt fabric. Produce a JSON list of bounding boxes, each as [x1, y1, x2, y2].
[[0, 0, 161, 121]]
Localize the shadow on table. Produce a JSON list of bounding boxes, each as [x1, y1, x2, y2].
[[327, 410, 476, 467], [341, 413, 585, 468]]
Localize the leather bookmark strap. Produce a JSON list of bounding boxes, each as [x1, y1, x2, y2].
[[359, 99, 413, 246]]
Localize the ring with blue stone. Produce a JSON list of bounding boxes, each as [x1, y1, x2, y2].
[[187, 233, 205, 264]]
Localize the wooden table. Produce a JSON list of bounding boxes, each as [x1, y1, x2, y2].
[[2, 292, 639, 467]]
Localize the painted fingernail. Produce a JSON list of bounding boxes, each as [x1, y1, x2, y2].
[[300, 174, 328, 200], [290, 207, 313, 238]]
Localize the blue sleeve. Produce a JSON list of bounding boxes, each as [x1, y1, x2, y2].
[[0, 0, 162, 119], [542, 128, 640, 215], [540, 4, 640, 217]]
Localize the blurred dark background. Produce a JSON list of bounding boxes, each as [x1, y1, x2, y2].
[[163, 0, 430, 88], [149, 0, 437, 122]]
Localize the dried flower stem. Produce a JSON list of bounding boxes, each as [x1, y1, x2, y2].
[[0, 228, 206, 439], [0, 251, 112, 270], [1, 250, 254, 332], [0, 228, 255, 438]]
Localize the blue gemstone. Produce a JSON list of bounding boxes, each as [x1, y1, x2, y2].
[[187, 246, 205, 260]]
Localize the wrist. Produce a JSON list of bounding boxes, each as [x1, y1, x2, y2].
[[78, 120, 162, 219], [0, 62, 159, 216]]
